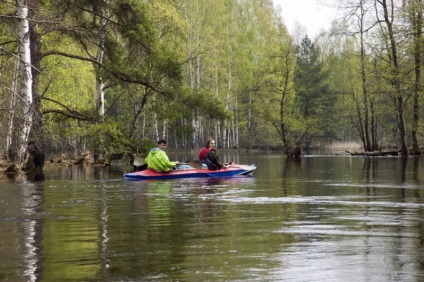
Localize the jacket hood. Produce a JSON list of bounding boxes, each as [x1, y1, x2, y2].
[[150, 148, 161, 155]]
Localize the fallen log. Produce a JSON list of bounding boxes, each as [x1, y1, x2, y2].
[[345, 150, 400, 156]]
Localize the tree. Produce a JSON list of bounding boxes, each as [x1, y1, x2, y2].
[[7, 0, 33, 169], [341, 0, 379, 151], [408, 0, 423, 154], [258, 14, 298, 154], [2, 0, 192, 175], [294, 36, 334, 148], [377, 0, 409, 155]]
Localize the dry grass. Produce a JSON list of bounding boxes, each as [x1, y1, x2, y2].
[[326, 141, 362, 150]]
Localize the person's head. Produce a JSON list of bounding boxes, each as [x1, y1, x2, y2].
[[206, 139, 215, 148], [157, 139, 167, 148]]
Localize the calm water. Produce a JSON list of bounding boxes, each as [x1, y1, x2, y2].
[[1, 153, 424, 281]]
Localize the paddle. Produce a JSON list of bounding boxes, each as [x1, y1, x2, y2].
[[133, 157, 145, 167], [183, 160, 203, 169], [133, 156, 147, 172], [176, 160, 203, 169]]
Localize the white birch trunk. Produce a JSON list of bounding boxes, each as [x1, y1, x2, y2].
[[234, 92, 239, 148], [248, 91, 252, 148], [153, 112, 159, 141], [6, 58, 20, 154], [223, 63, 232, 149], [162, 120, 167, 141], [96, 77, 105, 116], [191, 114, 197, 147], [189, 35, 197, 148], [96, 5, 107, 118], [142, 111, 145, 138], [15, 0, 33, 165]]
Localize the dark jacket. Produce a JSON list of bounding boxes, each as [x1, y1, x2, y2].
[[203, 148, 223, 170]]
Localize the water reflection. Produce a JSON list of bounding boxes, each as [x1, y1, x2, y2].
[[98, 182, 110, 280], [22, 182, 43, 282], [2, 155, 424, 281], [0, 180, 44, 281], [40, 164, 125, 181]]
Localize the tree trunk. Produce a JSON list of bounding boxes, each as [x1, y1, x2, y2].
[[93, 3, 107, 161], [9, 0, 33, 168], [6, 59, 19, 156], [359, 3, 372, 151], [26, 0, 44, 180], [380, 0, 408, 155], [371, 100, 378, 149], [247, 91, 253, 149], [411, 0, 423, 154], [96, 4, 107, 119]]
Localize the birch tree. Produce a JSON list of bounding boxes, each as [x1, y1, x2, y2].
[[8, 0, 33, 168]]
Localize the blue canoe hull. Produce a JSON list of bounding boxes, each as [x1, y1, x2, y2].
[[124, 164, 256, 180]]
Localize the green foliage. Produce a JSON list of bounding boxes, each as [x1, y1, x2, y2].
[[5, 0, 424, 161], [84, 120, 130, 153], [178, 87, 231, 119], [42, 39, 96, 111], [137, 137, 156, 156], [294, 35, 337, 146]]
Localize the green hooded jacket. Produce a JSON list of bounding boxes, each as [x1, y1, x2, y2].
[[145, 148, 176, 172]]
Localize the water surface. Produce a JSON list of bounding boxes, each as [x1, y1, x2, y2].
[[1, 154, 424, 281]]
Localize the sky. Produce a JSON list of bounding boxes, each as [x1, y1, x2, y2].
[[273, 0, 338, 39]]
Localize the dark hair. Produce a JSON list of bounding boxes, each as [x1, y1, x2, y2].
[[157, 139, 167, 145]]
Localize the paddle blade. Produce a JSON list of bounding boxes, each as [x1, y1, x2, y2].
[[133, 157, 145, 167], [188, 160, 203, 169]]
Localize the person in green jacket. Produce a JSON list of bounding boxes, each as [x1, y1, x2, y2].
[[145, 139, 179, 172]]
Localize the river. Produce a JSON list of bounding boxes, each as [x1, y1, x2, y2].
[[1, 153, 424, 281]]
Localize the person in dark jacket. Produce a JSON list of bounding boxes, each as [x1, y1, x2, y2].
[[199, 139, 215, 161], [203, 147, 230, 170]]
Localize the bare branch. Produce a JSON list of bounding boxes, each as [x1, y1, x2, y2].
[[41, 96, 98, 122]]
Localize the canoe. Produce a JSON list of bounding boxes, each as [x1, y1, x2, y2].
[[124, 164, 256, 180]]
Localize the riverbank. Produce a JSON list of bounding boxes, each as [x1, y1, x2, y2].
[[0, 142, 363, 175]]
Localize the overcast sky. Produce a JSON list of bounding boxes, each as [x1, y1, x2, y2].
[[273, 0, 338, 38]]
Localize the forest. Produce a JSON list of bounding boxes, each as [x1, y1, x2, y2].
[[0, 0, 423, 178]]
